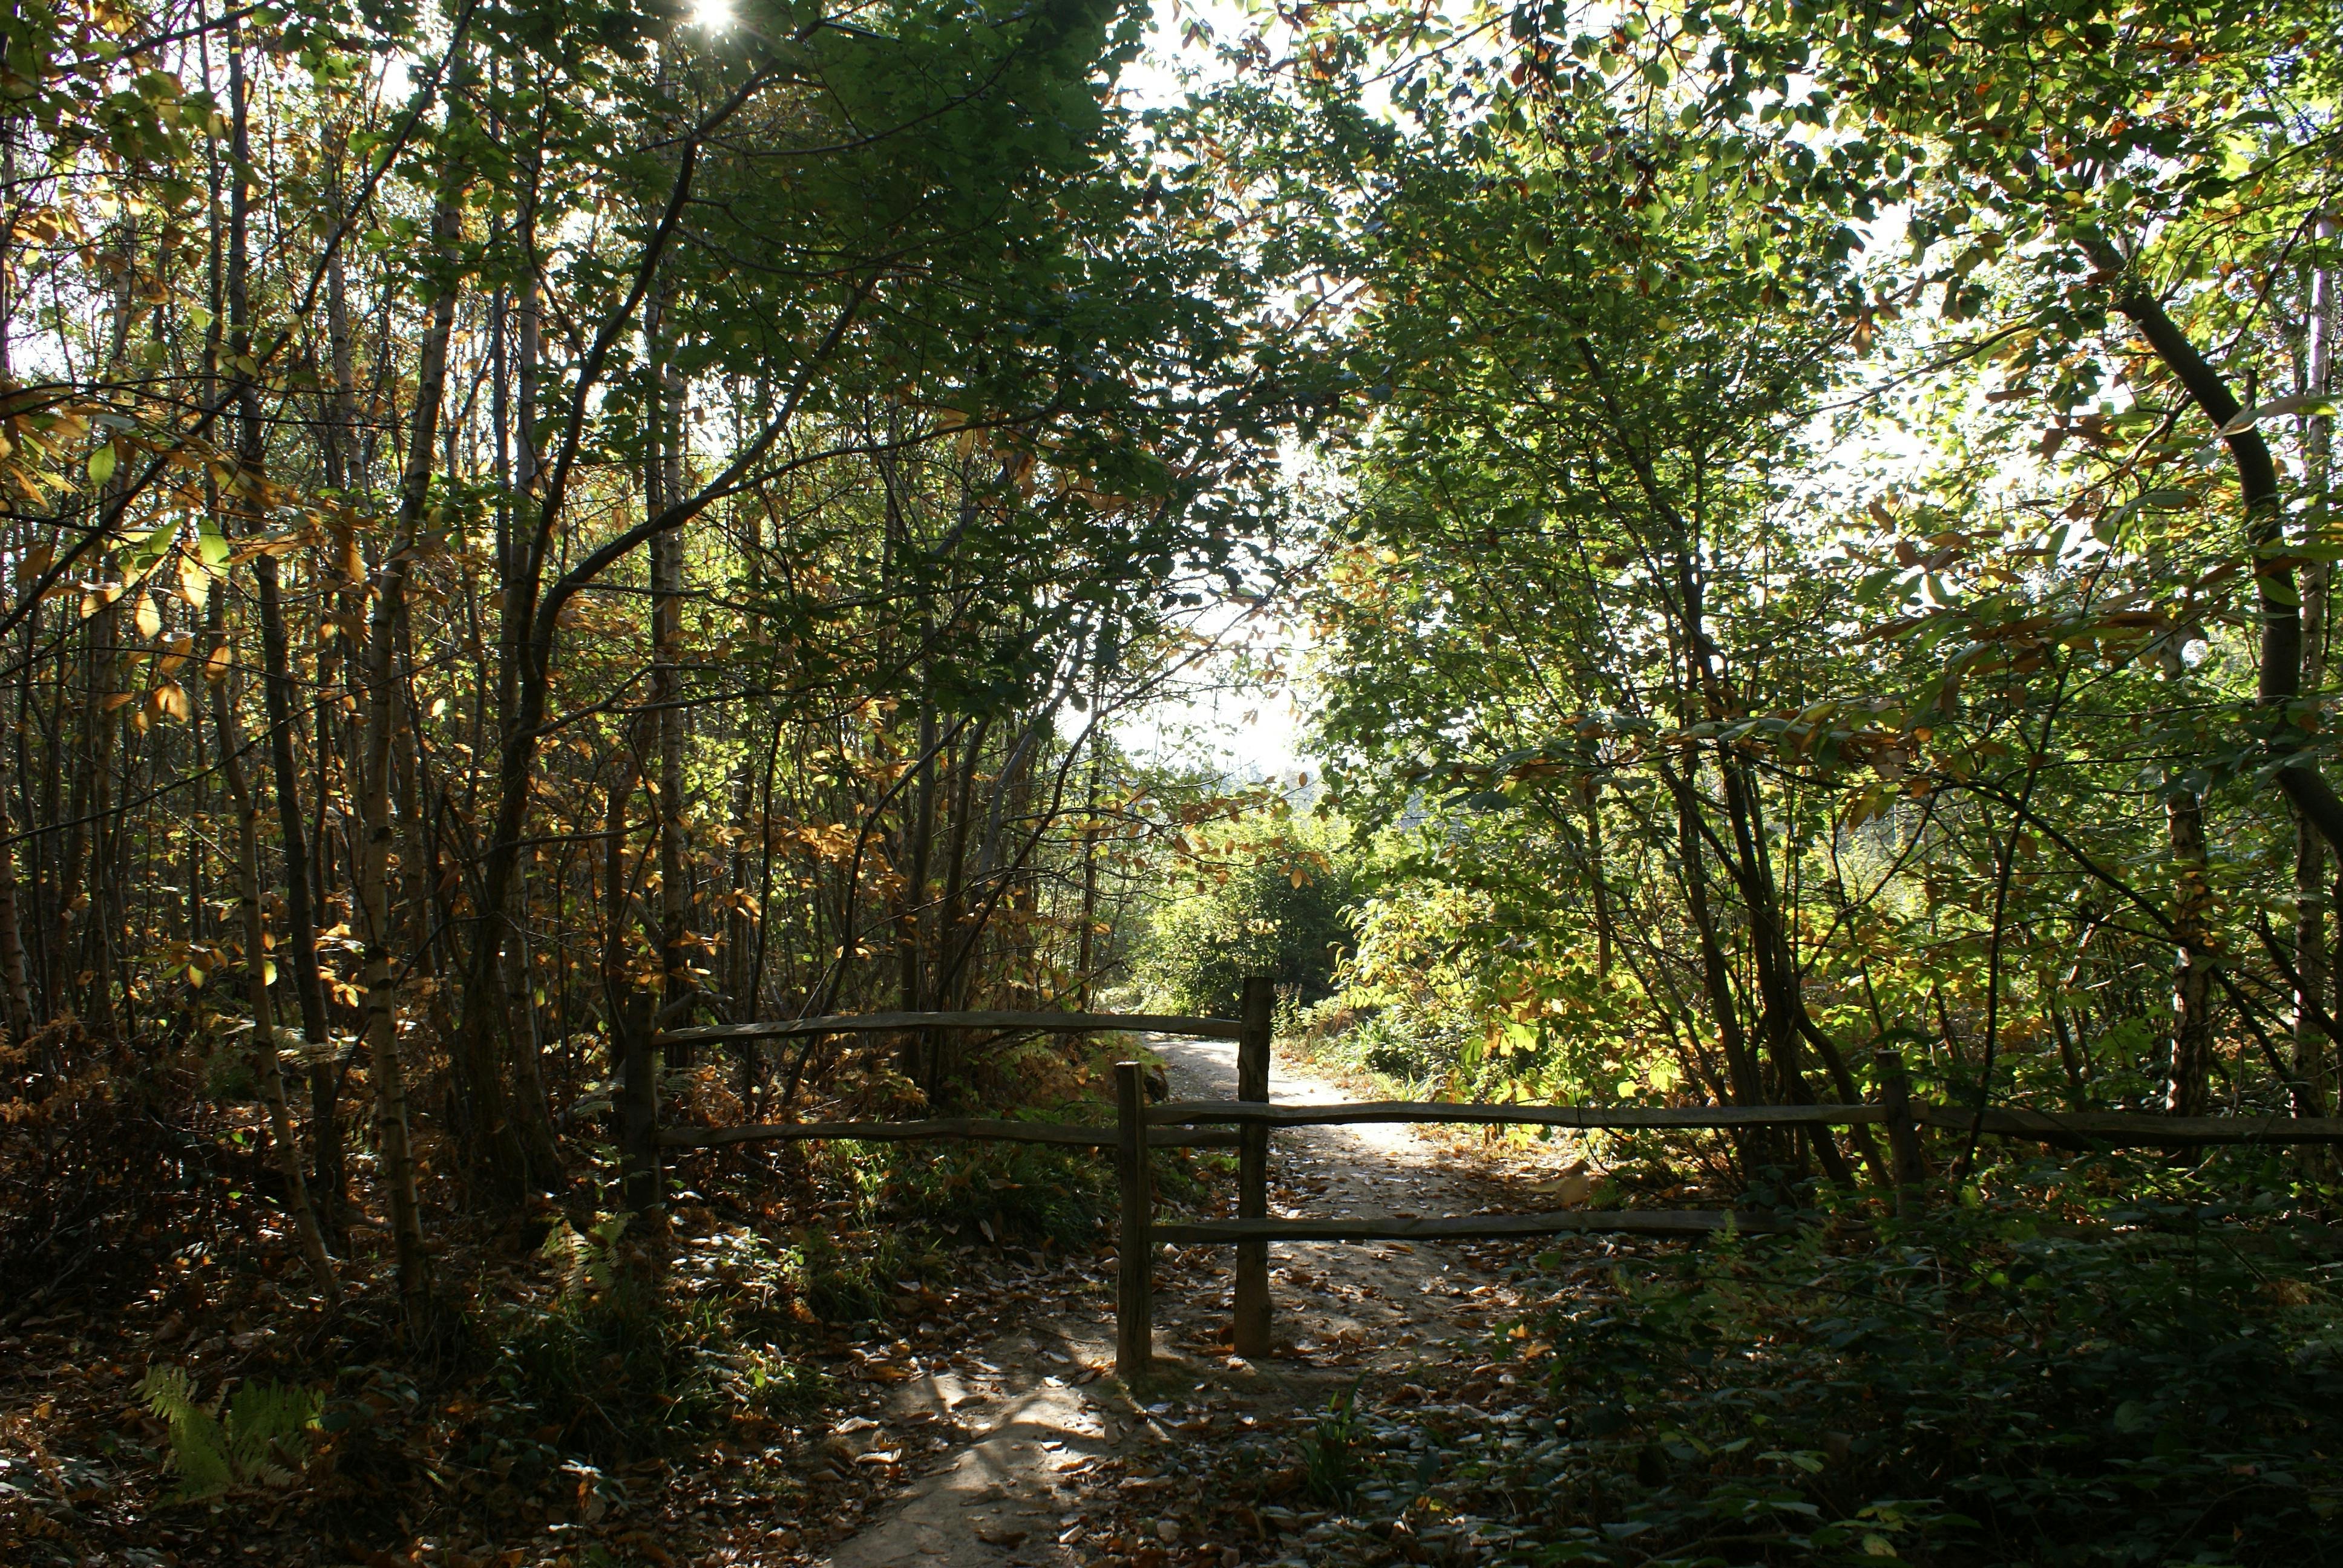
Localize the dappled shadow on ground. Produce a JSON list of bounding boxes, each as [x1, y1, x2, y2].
[[799, 1037, 1637, 1568]]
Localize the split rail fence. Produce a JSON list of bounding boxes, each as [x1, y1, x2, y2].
[[649, 978, 2343, 1383]]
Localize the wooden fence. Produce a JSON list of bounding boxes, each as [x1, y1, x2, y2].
[[649, 978, 2343, 1384]]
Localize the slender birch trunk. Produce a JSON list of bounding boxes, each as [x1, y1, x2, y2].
[[2299, 224, 2338, 1132], [646, 272, 691, 1067], [209, 621, 338, 1302]]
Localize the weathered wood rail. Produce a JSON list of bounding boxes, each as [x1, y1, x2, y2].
[[660, 1009, 1248, 1045], [644, 980, 2343, 1384], [658, 1118, 1239, 1151], [618, 1004, 1254, 1212], [1146, 1097, 2343, 1143], [1151, 1210, 1793, 1243]]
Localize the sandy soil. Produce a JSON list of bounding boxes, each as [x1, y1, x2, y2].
[[808, 1038, 1576, 1568]]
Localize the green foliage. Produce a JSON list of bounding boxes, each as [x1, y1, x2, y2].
[[139, 1365, 323, 1501], [540, 1212, 632, 1304], [859, 1135, 1119, 1252], [1296, 1384, 1365, 1506], [489, 1210, 818, 1460], [784, 1223, 929, 1325], [492, 1263, 721, 1463], [1250, 0, 2343, 1151], [1138, 817, 1362, 1016], [1513, 1166, 2343, 1564], [1291, 828, 1663, 1107]]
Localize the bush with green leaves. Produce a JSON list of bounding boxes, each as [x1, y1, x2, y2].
[[1297, 1384, 1366, 1505], [1137, 818, 1362, 1017], [1499, 1163, 2343, 1564], [491, 1214, 746, 1461], [815, 1114, 1208, 1263], [862, 1135, 1118, 1250]]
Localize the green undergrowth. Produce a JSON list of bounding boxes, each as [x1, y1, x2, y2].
[[483, 1063, 1168, 1468], [808, 1041, 1210, 1261], [844, 1135, 1121, 1249], [469, 1037, 1194, 1486], [791, 1123, 1208, 1307], [138, 1365, 324, 1501], [484, 1212, 828, 1467], [1172, 1161, 2343, 1566], [1500, 1161, 2343, 1565]]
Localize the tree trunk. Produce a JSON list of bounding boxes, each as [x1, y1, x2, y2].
[[602, 713, 657, 1215], [71, 217, 137, 1039], [0, 765, 31, 1042], [2112, 276, 2343, 857], [1075, 719, 1102, 1010], [229, 29, 342, 1244], [647, 275, 691, 1067], [209, 621, 338, 1303], [1664, 759, 1765, 1172], [416, 45, 532, 1204], [724, 751, 756, 1098], [1578, 769, 1613, 978], [0, 137, 30, 1042], [2165, 786, 2218, 1116], [354, 566, 433, 1329], [350, 127, 465, 1320], [2299, 229, 2338, 1130]]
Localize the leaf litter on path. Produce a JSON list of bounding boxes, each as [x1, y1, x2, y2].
[[795, 1034, 1618, 1568]]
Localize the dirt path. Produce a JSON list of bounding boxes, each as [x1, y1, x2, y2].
[[808, 1040, 1564, 1568]]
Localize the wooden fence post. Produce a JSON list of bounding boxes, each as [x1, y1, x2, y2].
[[1232, 976, 1274, 1357], [1115, 1059, 1153, 1382], [1875, 1045, 1928, 1212]]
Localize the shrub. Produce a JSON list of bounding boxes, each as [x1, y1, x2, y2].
[[785, 1221, 928, 1322], [1296, 1385, 1365, 1505], [1138, 819, 1362, 1017], [1510, 1166, 2343, 1564], [867, 1136, 1118, 1250], [491, 1215, 730, 1461]]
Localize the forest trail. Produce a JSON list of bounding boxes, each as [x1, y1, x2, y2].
[[807, 1039, 1548, 1567]]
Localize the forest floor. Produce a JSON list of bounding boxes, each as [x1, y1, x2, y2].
[[0, 1044, 1640, 1568], [16, 1062, 2342, 1568], [791, 1037, 1604, 1568]]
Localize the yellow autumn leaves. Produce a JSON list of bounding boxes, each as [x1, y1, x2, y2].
[[73, 537, 235, 733]]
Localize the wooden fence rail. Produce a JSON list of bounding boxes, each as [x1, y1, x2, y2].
[[1146, 1098, 2343, 1145], [1149, 1099, 1887, 1131], [658, 1119, 1239, 1151], [1110, 1035, 2343, 1378], [622, 1004, 1258, 1214], [1907, 1105, 2343, 1145], [1153, 1212, 1793, 1244], [657, 1009, 1245, 1047], [643, 984, 2343, 1386]]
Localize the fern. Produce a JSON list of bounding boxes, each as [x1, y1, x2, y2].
[[222, 1380, 322, 1489], [139, 1365, 321, 1501], [140, 1366, 231, 1500], [540, 1211, 631, 1304]]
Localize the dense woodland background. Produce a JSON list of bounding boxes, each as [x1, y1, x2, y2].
[[2, 0, 2342, 1561]]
